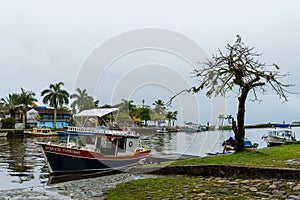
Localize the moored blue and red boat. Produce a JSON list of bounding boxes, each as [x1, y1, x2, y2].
[[37, 108, 151, 174]]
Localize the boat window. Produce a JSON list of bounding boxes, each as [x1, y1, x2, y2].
[[284, 131, 291, 137], [118, 137, 125, 151], [100, 137, 113, 149], [68, 135, 82, 147], [94, 136, 128, 155], [278, 132, 284, 137], [96, 137, 102, 148], [86, 135, 95, 145], [95, 137, 115, 155]]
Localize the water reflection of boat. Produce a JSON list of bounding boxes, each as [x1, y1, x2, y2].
[[0, 136, 8, 146], [261, 124, 296, 147], [37, 109, 151, 174], [24, 128, 58, 137], [48, 170, 120, 184]]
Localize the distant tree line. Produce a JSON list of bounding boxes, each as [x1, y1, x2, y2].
[[0, 83, 178, 129]]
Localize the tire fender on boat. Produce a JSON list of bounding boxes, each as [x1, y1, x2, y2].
[[128, 141, 133, 147]]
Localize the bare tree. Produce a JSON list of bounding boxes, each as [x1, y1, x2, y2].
[[169, 35, 293, 151]]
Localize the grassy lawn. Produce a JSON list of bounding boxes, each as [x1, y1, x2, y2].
[[105, 175, 299, 200], [170, 142, 300, 168], [105, 176, 242, 200]]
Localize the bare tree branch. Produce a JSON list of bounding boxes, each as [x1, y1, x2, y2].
[[168, 35, 295, 152]]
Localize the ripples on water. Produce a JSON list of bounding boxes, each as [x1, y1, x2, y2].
[[0, 136, 66, 190], [0, 127, 299, 190]]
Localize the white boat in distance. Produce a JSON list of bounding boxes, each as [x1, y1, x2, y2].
[[156, 126, 168, 133], [261, 124, 296, 147]]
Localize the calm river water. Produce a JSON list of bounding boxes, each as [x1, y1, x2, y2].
[[0, 127, 299, 197]]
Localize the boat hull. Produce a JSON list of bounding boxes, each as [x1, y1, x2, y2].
[[265, 136, 295, 147], [267, 141, 284, 147], [186, 127, 206, 133], [156, 130, 168, 133], [25, 133, 59, 137], [24, 128, 58, 137], [40, 144, 150, 174]]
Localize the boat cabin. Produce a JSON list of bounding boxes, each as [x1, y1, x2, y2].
[[266, 129, 295, 139], [64, 108, 146, 156], [32, 128, 52, 133], [66, 133, 139, 156]]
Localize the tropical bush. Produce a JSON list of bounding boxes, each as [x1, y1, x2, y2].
[[1, 117, 17, 129]]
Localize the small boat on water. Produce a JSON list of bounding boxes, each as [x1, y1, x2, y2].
[[222, 136, 258, 153], [156, 126, 178, 133], [185, 122, 206, 132], [261, 124, 296, 147], [37, 108, 151, 174], [24, 128, 58, 136], [157, 126, 168, 133], [0, 132, 8, 137], [185, 126, 206, 133]]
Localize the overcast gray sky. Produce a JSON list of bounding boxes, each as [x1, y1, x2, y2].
[[0, 0, 300, 125]]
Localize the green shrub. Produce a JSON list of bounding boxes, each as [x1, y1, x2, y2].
[[1, 117, 17, 129]]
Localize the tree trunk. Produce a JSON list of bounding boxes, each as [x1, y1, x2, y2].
[[235, 88, 249, 152], [221, 118, 224, 130], [22, 109, 26, 129], [54, 108, 57, 129]]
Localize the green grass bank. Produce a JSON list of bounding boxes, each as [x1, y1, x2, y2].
[[105, 143, 300, 199], [171, 142, 300, 168]]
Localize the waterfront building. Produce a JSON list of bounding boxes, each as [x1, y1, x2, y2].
[[27, 106, 71, 128]]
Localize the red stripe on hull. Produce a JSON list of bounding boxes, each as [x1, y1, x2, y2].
[[42, 144, 150, 160]]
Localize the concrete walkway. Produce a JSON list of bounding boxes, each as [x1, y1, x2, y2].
[[127, 164, 300, 180]]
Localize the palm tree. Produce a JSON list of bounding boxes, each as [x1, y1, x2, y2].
[[41, 82, 69, 129], [172, 111, 178, 126], [94, 99, 100, 109], [166, 111, 178, 126], [1, 93, 19, 118], [118, 99, 131, 112], [18, 88, 37, 128], [152, 100, 166, 126], [225, 114, 233, 124], [153, 99, 166, 115], [166, 111, 173, 126], [114, 99, 140, 126], [70, 88, 95, 113], [218, 114, 225, 129], [113, 99, 133, 126], [117, 99, 136, 117]]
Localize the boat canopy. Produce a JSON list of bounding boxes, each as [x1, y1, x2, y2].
[[74, 108, 119, 117], [273, 123, 290, 128], [227, 136, 254, 147]]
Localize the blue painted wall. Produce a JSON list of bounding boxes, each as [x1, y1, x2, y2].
[[37, 121, 69, 128]]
